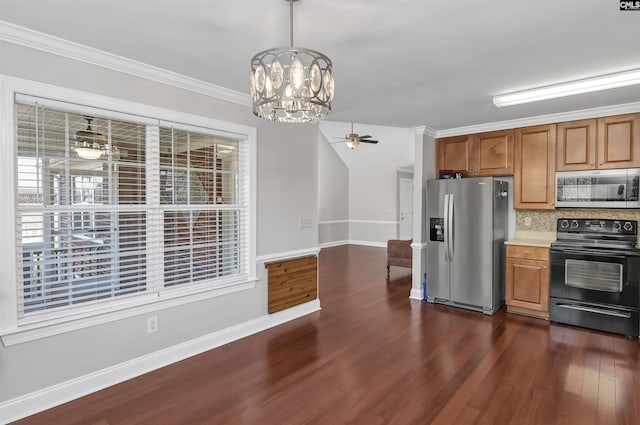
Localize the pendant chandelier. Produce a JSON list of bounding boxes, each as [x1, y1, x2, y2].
[[250, 0, 333, 123]]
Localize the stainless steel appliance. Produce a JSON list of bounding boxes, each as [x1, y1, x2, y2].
[[427, 177, 508, 314], [555, 168, 640, 208], [549, 218, 640, 338]]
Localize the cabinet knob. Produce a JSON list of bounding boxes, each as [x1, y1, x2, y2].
[[590, 162, 595, 166], [599, 162, 603, 166], [543, 266, 547, 269]]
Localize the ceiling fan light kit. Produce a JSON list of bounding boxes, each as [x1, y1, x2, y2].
[[74, 117, 117, 160], [250, 0, 333, 123], [493, 68, 640, 107], [333, 123, 379, 149]]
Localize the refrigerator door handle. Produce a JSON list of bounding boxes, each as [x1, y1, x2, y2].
[[443, 193, 450, 262], [448, 193, 454, 260]]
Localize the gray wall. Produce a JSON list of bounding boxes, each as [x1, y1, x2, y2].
[[318, 122, 415, 246], [0, 41, 319, 402], [318, 133, 349, 245]]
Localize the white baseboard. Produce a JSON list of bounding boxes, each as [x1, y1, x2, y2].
[[348, 240, 387, 248], [318, 240, 388, 249], [318, 240, 349, 248], [409, 288, 424, 300], [0, 300, 321, 424]]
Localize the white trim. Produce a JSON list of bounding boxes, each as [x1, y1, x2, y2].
[[255, 247, 321, 264], [411, 242, 428, 249], [318, 219, 349, 225], [319, 219, 399, 225], [0, 21, 251, 107], [3, 75, 253, 137], [0, 299, 321, 424], [350, 219, 400, 225], [1, 281, 257, 346], [348, 240, 387, 248], [435, 101, 640, 138], [416, 125, 438, 138], [318, 240, 349, 248], [409, 288, 424, 300]]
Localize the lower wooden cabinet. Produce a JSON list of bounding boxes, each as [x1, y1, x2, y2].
[[505, 245, 550, 319]]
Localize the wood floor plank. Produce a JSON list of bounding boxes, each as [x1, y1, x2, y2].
[[10, 245, 640, 425]]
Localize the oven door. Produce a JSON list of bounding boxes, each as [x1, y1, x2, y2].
[[550, 247, 640, 309]]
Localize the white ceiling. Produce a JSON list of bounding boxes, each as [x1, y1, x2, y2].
[[1, 0, 639, 130]]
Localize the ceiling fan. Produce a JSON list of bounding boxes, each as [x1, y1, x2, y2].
[[332, 123, 379, 149]]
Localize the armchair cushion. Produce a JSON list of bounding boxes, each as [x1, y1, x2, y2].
[[386, 239, 412, 273]]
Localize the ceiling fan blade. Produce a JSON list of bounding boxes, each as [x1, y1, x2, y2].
[[358, 135, 372, 139], [360, 139, 379, 144]]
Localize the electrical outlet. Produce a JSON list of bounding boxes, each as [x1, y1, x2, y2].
[[524, 216, 532, 227], [147, 316, 158, 334]]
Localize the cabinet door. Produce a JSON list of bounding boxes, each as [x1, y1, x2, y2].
[[557, 119, 597, 171], [597, 114, 640, 169], [435, 135, 472, 176], [514, 124, 556, 209], [506, 258, 549, 312], [472, 129, 514, 176]]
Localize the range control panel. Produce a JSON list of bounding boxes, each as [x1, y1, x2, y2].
[[556, 218, 637, 235]]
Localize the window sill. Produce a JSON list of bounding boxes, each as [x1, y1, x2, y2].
[[0, 278, 257, 347]]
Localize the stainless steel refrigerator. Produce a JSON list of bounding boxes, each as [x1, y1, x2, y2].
[[427, 177, 508, 314]]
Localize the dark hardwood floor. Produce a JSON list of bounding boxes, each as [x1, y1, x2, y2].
[[13, 245, 640, 425]]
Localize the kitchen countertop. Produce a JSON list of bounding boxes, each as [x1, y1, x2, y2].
[[505, 230, 556, 248]]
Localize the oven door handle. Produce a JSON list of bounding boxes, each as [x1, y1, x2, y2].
[[556, 303, 632, 319], [551, 248, 627, 259]]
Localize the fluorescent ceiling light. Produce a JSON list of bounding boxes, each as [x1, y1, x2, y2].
[[493, 68, 640, 107]]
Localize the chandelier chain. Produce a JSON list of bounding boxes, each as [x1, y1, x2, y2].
[[289, 0, 294, 47]]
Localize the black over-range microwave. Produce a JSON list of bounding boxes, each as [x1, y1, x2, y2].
[[556, 168, 640, 208]]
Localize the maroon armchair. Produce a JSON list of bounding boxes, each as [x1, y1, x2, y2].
[[386, 239, 412, 274]]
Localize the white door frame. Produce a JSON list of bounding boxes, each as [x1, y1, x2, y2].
[[398, 176, 413, 239]]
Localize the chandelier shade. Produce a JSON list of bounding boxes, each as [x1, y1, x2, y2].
[[250, 0, 333, 123]]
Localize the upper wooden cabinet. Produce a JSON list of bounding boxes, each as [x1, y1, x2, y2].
[[473, 130, 514, 176], [598, 114, 640, 169], [557, 119, 597, 171], [436, 135, 473, 175], [514, 124, 556, 209], [557, 114, 640, 171], [436, 129, 514, 177]]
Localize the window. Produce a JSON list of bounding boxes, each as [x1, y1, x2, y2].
[[7, 92, 254, 332], [159, 127, 242, 286]]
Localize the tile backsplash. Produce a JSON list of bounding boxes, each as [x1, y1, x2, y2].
[[516, 209, 640, 232]]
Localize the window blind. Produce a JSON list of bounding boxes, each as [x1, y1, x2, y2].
[[14, 98, 249, 322], [16, 103, 149, 317], [159, 127, 244, 287]]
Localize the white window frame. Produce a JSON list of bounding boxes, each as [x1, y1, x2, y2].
[[0, 75, 257, 346]]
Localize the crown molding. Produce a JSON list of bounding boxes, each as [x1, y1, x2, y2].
[[414, 125, 437, 138], [0, 21, 251, 107], [435, 101, 640, 138]]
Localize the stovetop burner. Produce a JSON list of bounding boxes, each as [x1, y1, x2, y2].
[[552, 218, 639, 253]]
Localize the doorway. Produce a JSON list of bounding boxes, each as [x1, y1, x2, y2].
[[399, 177, 413, 239]]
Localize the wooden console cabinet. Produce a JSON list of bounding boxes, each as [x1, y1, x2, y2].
[[505, 245, 550, 320]]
